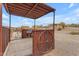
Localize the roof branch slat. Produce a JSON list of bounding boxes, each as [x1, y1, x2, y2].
[[4, 3, 55, 19], [8, 4, 31, 11], [38, 3, 54, 11], [24, 4, 38, 17], [4, 4, 9, 13]]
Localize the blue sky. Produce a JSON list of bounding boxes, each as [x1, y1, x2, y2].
[[2, 3, 79, 27]]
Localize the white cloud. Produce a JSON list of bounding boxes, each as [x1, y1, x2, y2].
[[73, 8, 79, 17], [2, 13, 9, 27], [2, 13, 8, 19], [64, 17, 71, 20], [36, 16, 53, 26], [77, 14, 79, 17], [68, 3, 74, 8], [54, 8, 79, 24], [17, 18, 34, 27]]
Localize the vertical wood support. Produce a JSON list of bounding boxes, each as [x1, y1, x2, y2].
[[0, 3, 3, 56], [8, 3, 12, 42], [53, 11, 55, 49], [33, 19, 36, 55], [9, 13, 11, 42], [34, 20, 36, 30]]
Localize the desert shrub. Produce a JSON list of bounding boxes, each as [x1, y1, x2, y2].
[[59, 22, 65, 29], [57, 27, 62, 31], [69, 31, 79, 35]]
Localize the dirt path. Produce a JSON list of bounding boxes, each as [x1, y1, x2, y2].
[[44, 30, 79, 56]]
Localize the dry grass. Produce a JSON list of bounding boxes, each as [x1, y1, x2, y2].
[[69, 31, 79, 35]]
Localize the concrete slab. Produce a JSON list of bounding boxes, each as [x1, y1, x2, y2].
[[3, 38, 32, 56]]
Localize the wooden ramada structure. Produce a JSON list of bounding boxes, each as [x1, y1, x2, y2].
[[0, 3, 55, 56]]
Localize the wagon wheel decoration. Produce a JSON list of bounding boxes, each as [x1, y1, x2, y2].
[[38, 30, 54, 54]]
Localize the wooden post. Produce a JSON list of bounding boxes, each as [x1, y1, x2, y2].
[[9, 13, 11, 42], [53, 11, 55, 49], [0, 3, 3, 56], [33, 19, 36, 55], [34, 19, 36, 30]]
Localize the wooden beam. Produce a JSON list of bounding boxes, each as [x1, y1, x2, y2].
[[35, 5, 50, 12], [25, 4, 38, 17], [4, 4, 9, 13], [33, 10, 52, 19], [4, 3, 55, 19], [9, 4, 31, 10], [24, 3, 35, 7], [8, 4, 52, 18], [38, 3, 54, 11], [19, 3, 34, 9], [16, 4, 48, 11], [14, 7, 48, 16], [8, 6, 29, 16], [25, 12, 43, 19]]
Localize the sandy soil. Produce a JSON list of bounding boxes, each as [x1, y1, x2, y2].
[[43, 27, 79, 56]]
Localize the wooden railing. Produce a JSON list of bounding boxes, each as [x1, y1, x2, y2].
[[2, 27, 9, 54], [33, 30, 54, 55], [22, 29, 32, 38]]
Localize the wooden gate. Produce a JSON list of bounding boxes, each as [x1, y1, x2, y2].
[[33, 30, 54, 55], [22, 29, 32, 38]]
